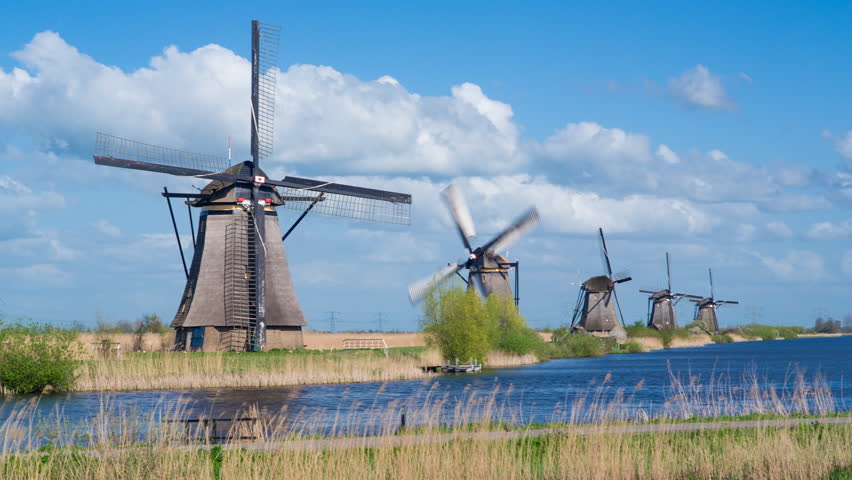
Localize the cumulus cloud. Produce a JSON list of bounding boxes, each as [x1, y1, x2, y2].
[[9, 263, 72, 285], [345, 229, 440, 263], [0, 31, 524, 176], [765, 221, 793, 238], [655, 144, 680, 164], [668, 65, 733, 110], [736, 224, 757, 242], [823, 130, 852, 164], [756, 250, 824, 281], [329, 174, 742, 237], [806, 218, 852, 239], [540, 121, 652, 164], [91, 219, 121, 237]]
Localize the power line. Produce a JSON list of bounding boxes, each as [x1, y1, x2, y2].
[[375, 312, 385, 332], [325, 311, 340, 332]]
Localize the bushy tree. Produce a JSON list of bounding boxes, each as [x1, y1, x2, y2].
[[485, 294, 542, 355], [0, 320, 81, 394], [421, 286, 491, 364]]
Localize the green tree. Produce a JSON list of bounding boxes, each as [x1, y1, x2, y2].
[[0, 320, 81, 394], [420, 286, 490, 364], [484, 294, 542, 355]]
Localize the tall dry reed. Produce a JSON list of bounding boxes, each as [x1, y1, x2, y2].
[[0, 380, 850, 480], [75, 351, 430, 391]]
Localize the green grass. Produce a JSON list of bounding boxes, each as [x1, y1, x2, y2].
[[712, 333, 734, 343], [739, 324, 805, 341], [624, 322, 691, 348]]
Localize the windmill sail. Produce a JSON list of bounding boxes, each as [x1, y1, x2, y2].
[[94, 133, 230, 177], [92, 20, 415, 353], [689, 268, 739, 334], [407, 184, 537, 305], [250, 21, 280, 165], [641, 252, 700, 330], [571, 228, 631, 331]]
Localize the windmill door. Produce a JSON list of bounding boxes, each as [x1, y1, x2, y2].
[[189, 327, 205, 350]]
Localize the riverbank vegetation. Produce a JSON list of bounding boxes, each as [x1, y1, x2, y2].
[[420, 286, 545, 364], [0, 372, 848, 479], [1, 421, 849, 479], [0, 321, 80, 395]]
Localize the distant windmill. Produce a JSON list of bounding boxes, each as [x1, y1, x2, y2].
[[639, 253, 701, 330], [92, 21, 412, 352], [570, 228, 632, 331], [690, 268, 739, 334], [407, 184, 539, 305]]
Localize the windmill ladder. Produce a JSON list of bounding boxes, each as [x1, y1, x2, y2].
[[222, 217, 257, 352]]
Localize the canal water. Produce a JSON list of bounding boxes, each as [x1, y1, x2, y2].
[[1, 336, 849, 439]]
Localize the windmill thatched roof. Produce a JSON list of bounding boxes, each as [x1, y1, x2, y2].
[[582, 275, 613, 293], [192, 161, 285, 207]]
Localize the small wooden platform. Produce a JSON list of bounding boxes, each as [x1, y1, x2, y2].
[[421, 362, 482, 374]]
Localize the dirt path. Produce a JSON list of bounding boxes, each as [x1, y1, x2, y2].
[[227, 416, 852, 452]]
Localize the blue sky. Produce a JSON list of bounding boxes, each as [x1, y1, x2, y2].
[[1, 1, 851, 331]]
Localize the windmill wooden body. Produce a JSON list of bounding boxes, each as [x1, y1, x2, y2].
[[570, 229, 632, 331], [639, 253, 701, 330], [93, 21, 412, 352], [407, 184, 539, 305], [690, 268, 739, 334]]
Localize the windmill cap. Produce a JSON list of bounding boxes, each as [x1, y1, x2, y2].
[[192, 161, 284, 207], [583, 275, 612, 292]]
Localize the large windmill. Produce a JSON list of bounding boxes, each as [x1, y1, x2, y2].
[[690, 268, 739, 334], [570, 228, 632, 331], [93, 21, 412, 352], [639, 253, 701, 330], [407, 184, 539, 304]]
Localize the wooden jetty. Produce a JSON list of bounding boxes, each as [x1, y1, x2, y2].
[[422, 358, 482, 374], [164, 416, 259, 443]]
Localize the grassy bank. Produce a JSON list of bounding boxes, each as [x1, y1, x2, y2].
[[2, 414, 850, 479], [2, 364, 846, 479]]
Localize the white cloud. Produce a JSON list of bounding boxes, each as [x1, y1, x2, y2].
[[806, 219, 852, 239], [91, 219, 121, 237], [668, 65, 733, 110], [331, 174, 741, 236], [736, 224, 756, 242], [756, 250, 824, 281], [11, 263, 72, 285], [655, 144, 680, 164], [0, 31, 524, 176], [823, 130, 852, 163], [738, 72, 753, 84], [765, 221, 793, 238], [345, 229, 439, 263], [540, 121, 652, 164]]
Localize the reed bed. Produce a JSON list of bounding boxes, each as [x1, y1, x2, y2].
[[1, 371, 850, 479], [72, 347, 543, 392], [76, 351, 430, 391]]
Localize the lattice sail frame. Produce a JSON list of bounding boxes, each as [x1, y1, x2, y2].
[[278, 187, 412, 225], [95, 132, 229, 172], [252, 21, 281, 164]]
